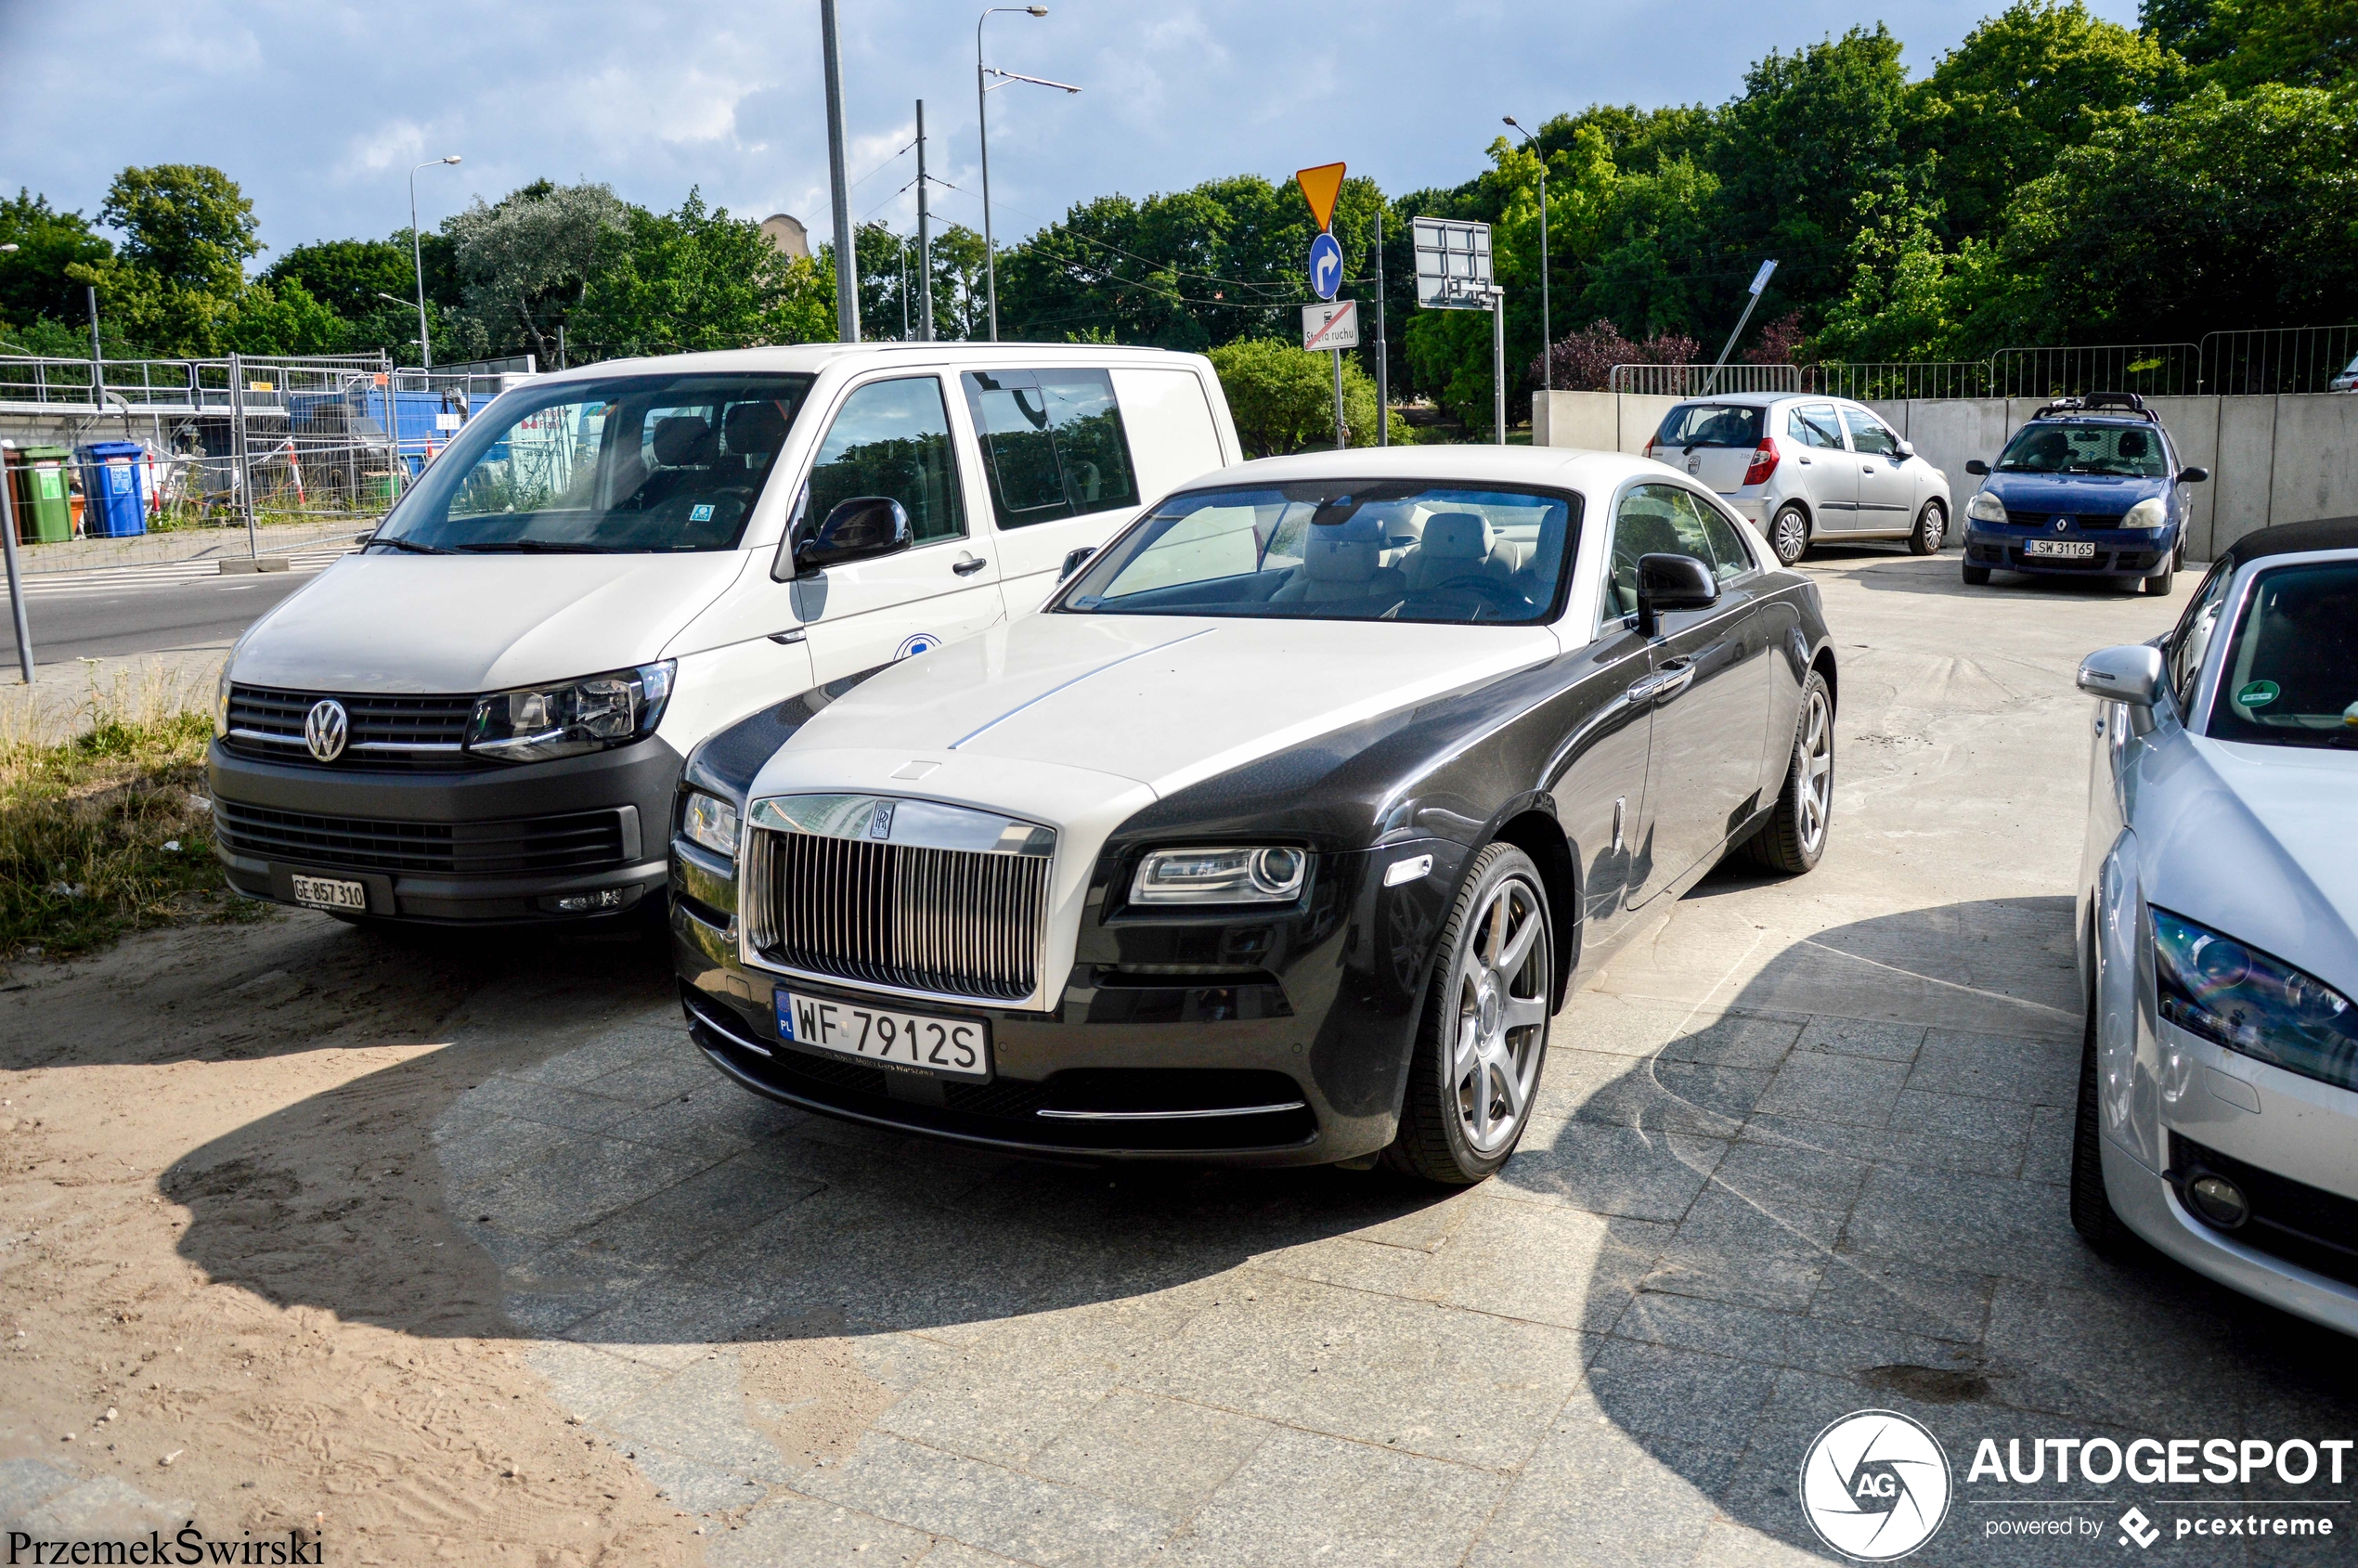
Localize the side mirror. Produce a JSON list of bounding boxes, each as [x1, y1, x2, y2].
[[2178, 466, 2209, 485], [794, 496, 912, 575], [2077, 643, 2167, 735], [1964, 459, 1989, 476], [1059, 545, 1097, 581], [1896, 439, 1916, 460], [1635, 552, 1718, 638]]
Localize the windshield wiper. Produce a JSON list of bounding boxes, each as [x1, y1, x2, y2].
[[369, 537, 454, 554], [448, 540, 616, 554]]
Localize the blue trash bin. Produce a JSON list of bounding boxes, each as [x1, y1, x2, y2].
[[77, 441, 148, 538]]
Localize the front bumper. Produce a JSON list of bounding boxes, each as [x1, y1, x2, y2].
[[208, 733, 683, 924], [670, 835, 1468, 1165], [1963, 524, 2173, 577], [2105, 1135, 2358, 1336]]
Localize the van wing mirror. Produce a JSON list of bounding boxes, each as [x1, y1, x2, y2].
[[1635, 552, 1717, 637], [1964, 459, 1989, 476], [2178, 466, 2209, 484], [2077, 643, 2167, 734], [793, 496, 913, 575]]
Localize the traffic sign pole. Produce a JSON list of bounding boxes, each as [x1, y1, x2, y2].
[[1332, 349, 1347, 449], [1493, 291, 1506, 447], [1373, 210, 1387, 447]]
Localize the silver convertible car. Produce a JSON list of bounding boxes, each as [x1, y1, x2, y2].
[[667, 447, 1838, 1183], [2072, 517, 2358, 1329]]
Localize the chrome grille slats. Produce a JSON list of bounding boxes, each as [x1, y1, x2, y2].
[[225, 683, 480, 770]]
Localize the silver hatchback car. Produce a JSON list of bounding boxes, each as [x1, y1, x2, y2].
[[1644, 393, 1952, 566]]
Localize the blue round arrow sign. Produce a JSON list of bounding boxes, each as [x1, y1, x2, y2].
[[1308, 232, 1343, 302]]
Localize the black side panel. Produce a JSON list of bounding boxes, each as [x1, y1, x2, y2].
[[682, 666, 888, 806]]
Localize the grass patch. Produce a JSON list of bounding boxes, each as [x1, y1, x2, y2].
[[1, 680, 260, 959]]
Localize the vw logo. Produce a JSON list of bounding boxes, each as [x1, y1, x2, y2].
[[1798, 1409, 1950, 1561], [304, 699, 349, 762]]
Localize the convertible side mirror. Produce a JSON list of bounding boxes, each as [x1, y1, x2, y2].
[[792, 496, 912, 576], [2178, 466, 2209, 485], [1059, 545, 1097, 581], [1635, 552, 1718, 638], [2077, 643, 2167, 735], [1964, 459, 1989, 476]]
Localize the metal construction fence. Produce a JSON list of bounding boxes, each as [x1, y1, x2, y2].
[[1607, 363, 1801, 396]]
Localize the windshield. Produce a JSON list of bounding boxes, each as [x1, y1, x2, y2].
[[2205, 562, 2358, 749], [1654, 403, 1765, 449], [1056, 481, 1577, 626], [1995, 420, 2168, 478], [374, 372, 814, 553]]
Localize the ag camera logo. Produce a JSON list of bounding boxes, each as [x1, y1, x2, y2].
[[1799, 1409, 1952, 1561]]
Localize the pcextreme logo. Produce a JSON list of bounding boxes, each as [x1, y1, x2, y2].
[[1799, 1409, 1953, 1561]]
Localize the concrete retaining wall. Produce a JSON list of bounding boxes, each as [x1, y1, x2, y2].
[[1537, 390, 2358, 560]]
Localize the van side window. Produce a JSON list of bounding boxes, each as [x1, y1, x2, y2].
[[961, 369, 1140, 529], [803, 377, 966, 547]]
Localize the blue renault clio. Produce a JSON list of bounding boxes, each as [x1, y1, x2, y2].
[[1959, 392, 2209, 596]]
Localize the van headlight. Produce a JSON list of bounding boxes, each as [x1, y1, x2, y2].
[[1966, 491, 2007, 524], [1133, 846, 1307, 905], [681, 791, 741, 858], [2122, 497, 2167, 531], [465, 661, 675, 764], [214, 661, 235, 738], [2154, 908, 2358, 1093]]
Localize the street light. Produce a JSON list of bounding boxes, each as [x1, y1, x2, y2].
[[1503, 117, 1549, 393], [409, 155, 461, 369], [978, 5, 1076, 342]]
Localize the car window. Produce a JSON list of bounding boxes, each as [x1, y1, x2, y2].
[[801, 377, 966, 548], [961, 369, 1140, 530], [375, 372, 813, 553], [2167, 560, 2235, 708], [1680, 490, 1756, 583], [1842, 408, 1899, 457], [1996, 421, 2169, 478], [1061, 481, 1577, 626], [2203, 562, 2358, 750], [1787, 405, 1845, 450], [1603, 483, 1721, 618], [1655, 403, 1765, 449]]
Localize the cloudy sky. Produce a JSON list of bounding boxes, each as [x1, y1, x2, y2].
[[2, 0, 2141, 261]]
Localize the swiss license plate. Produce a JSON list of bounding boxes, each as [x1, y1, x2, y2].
[[777, 989, 991, 1081], [2024, 539, 2096, 559], [290, 874, 368, 912]]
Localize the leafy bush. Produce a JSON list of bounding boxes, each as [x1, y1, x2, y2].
[[1207, 337, 1381, 457]]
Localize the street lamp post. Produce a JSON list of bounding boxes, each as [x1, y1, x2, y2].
[[409, 155, 461, 369], [978, 5, 1074, 342], [1503, 118, 1548, 394]]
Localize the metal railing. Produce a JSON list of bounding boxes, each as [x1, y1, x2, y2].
[[1988, 343, 2202, 399], [1802, 361, 1991, 402], [1607, 363, 1802, 396], [2199, 325, 2358, 395]]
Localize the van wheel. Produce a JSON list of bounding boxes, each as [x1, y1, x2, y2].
[[1908, 499, 1947, 555], [1962, 562, 1991, 586], [2070, 936, 2131, 1253], [1382, 843, 1552, 1186], [1743, 671, 1833, 875], [1769, 504, 1810, 566]]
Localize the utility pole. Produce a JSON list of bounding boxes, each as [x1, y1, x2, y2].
[[1372, 211, 1388, 447], [1492, 290, 1506, 447], [821, 0, 861, 343], [914, 100, 935, 343], [86, 287, 102, 413], [228, 351, 257, 555], [1, 443, 33, 683]]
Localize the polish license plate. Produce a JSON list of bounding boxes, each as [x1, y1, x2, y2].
[[290, 874, 369, 912], [777, 989, 991, 1081], [2024, 539, 2096, 558]]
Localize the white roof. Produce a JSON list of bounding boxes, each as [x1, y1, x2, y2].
[[530, 340, 1210, 385], [1177, 443, 1655, 493]]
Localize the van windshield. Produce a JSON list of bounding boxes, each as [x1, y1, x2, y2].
[[372, 372, 814, 553]]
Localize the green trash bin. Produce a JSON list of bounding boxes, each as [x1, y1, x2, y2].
[[8, 445, 73, 545]]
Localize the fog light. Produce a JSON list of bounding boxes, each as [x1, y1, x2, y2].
[[550, 888, 629, 914], [2187, 1172, 2250, 1230]]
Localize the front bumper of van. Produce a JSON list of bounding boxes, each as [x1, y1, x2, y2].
[[207, 734, 682, 925]]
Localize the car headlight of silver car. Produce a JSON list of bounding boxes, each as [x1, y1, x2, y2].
[[1965, 490, 2007, 524], [680, 791, 741, 858], [2122, 496, 2167, 531], [1132, 846, 1307, 905], [465, 660, 676, 763], [2153, 908, 2358, 1092]]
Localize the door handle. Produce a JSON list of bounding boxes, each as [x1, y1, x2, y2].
[[952, 555, 989, 577], [768, 628, 807, 645], [1649, 658, 1696, 704], [1861, 462, 1878, 473]]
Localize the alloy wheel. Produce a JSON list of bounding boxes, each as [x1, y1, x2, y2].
[[1773, 508, 1808, 565], [1797, 687, 1833, 855], [1450, 875, 1549, 1155]]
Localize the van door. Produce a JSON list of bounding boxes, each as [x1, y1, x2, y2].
[[788, 373, 1005, 683], [960, 368, 1161, 615]]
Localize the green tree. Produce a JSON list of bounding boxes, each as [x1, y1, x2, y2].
[[0, 189, 113, 327], [2145, 0, 2358, 91], [97, 164, 259, 295], [572, 188, 833, 356], [259, 238, 415, 320], [445, 180, 627, 363], [1207, 338, 1379, 456]]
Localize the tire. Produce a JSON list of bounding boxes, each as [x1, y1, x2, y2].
[[1743, 670, 1833, 875], [2143, 558, 2174, 596], [1961, 562, 1991, 586], [2070, 936, 2132, 1253], [1769, 503, 1810, 567], [1908, 499, 1947, 555], [1381, 842, 1553, 1185]]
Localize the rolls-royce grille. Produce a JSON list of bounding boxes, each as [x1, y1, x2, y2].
[[225, 684, 481, 770], [750, 830, 1049, 1002], [214, 799, 626, 876]]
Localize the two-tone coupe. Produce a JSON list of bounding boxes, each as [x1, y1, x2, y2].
[[668, 447, 1839, 1182]]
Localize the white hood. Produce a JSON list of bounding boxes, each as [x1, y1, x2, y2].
[[229, 551, 747, 693]]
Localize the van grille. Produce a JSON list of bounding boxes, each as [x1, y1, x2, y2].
[[214, 799, 626, 876], [746, 828, 1050, 1003], [224, 684, 481, 771]]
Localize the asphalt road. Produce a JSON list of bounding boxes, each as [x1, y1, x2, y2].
[[15, 568, 313, 665]]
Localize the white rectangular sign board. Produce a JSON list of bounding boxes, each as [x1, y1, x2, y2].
[[1411, 216, 1494, 309], [1302, 300, 1360, 351]]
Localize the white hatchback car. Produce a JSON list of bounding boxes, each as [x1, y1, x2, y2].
[[1644, 393, 1952, 567]]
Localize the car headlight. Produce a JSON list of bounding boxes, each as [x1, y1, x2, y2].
[[214, 661, 234, 738], [465, 660, 675, 764], [2122, 496, 2167, 531], [680, 791, 740, 858], [1966, 490, 2007, 524], [2153, 908, 2358, 1093], [1132, 846, 1307, 905]]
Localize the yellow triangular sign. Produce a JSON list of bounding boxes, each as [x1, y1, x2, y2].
[[1295, 162, 1346, 233]]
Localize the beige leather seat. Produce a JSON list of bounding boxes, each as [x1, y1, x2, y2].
[[1270, 520, 1406, 606], [1401, 511, 1520, 592]]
